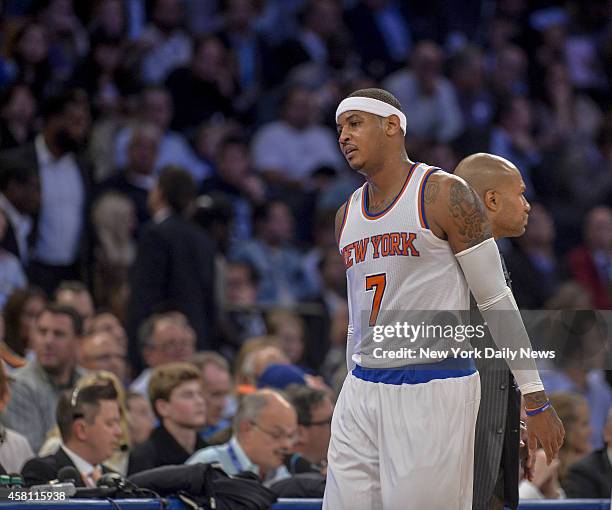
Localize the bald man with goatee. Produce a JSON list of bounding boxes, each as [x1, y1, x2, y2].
[[455, 153, 532, 510]]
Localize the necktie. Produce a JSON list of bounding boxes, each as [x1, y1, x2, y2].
[[82, 466, 102, 487]]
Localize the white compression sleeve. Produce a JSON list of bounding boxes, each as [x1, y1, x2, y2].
[[455, 238, 545, 395]]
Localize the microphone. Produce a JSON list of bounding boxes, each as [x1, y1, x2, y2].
[[57, 466, 79, 484], [284, 453, 321, 474], [56, 466, 117, 498]]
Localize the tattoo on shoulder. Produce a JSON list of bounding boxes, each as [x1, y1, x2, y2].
[[448, 180, 492, 248], [424, 179, 440, 204]]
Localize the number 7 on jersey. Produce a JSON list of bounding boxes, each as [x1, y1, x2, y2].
[[365, 273, 386, 326]]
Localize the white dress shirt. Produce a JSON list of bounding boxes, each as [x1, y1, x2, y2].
[[61, 444, 101, 486], [33, 135, 85, 265]]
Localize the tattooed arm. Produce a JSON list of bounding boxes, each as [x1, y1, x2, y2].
[[422, 172, 493, 253], [424, 172, 565, 464]]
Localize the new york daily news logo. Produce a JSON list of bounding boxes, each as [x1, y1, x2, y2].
[[372, 322, 487, 343]]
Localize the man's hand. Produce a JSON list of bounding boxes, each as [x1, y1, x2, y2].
[[524, 391, 565, 465]]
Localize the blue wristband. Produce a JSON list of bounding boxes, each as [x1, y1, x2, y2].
[[525, 400, 551, 417]]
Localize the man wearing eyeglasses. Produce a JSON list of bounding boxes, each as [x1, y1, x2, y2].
[[21, 382, 122, 486], [187, 389, 297, 486], [285, 385, 334, 474]]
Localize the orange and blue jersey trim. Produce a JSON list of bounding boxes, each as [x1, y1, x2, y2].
[[337, 196, 351, 246], [361, 162, 421, 220], [418, 167, 442, 229]]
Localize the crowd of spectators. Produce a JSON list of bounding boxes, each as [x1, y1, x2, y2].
[[0, 0, 610, 502]]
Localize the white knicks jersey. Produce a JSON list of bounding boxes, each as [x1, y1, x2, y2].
[[338, 162, 470, 368]]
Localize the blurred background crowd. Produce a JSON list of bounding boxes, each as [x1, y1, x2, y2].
[[0, 0, 609, 501]]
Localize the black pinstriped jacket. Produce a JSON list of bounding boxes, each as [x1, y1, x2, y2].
[[471, 256, 521, 510]]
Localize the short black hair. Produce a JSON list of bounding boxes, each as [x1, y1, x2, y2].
[[157, 165, 197, 214], [284, 384, 328, 426], [40, 88, 88, 121], [40, 303, 84, 338], [346, 88, 402, 112], [0, 157, 38, 192], [57, 381, 118, 441]]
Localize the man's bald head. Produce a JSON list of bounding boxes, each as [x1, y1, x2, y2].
[[454, 153, 519, 200], [455, 153, 530, 239]]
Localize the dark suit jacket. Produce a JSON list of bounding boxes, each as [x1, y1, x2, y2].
[[472, 255, 520, 510], [126, 214, 216, 366], [0, 141, 93, 274], [96, 170, 151, 229], [21, 448, 111, 487], [127, 425, 207, 475], [564, 448, 612, 499]]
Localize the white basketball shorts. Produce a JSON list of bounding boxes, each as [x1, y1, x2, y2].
[[324, 358, 481, 510]]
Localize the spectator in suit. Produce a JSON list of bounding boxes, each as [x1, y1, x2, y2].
[[128, 362, 207, 474], [129, 312, 196, 397], [2, 304, 84, 452], [126, 166, 216, 367], [0, 88, 92, 295], [455, 153, 532, 510], [97, 122, 160, 230], [0, 157, 40, 265], [187, 389, 296, 486], [564, 408, 612, 498], [21, 378, 122, 486], [567, 206, 612, 309], [192, 352, 233, 442]]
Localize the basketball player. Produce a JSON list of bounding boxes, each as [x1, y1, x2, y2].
[[455, 153, 531, 510], [324, 89, 564, 510]]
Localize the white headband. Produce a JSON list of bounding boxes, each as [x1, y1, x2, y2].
[[336, 97, 407, 136]]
